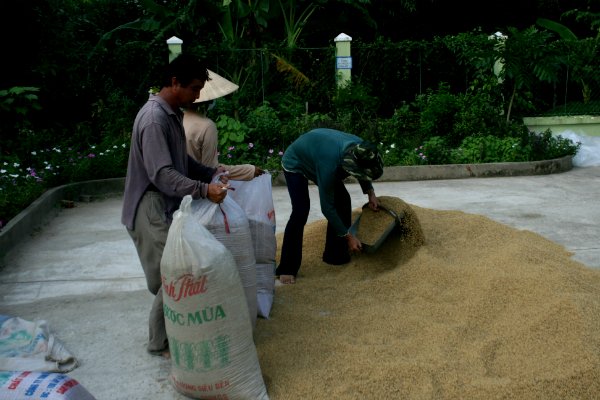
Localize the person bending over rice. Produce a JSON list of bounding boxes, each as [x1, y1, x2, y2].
[[276, 128, 383, 284]]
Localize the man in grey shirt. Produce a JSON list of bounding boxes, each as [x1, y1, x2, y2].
[[121, 54, 229, 357]]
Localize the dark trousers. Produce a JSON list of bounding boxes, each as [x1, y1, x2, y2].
[[276, 170, 351, 277]]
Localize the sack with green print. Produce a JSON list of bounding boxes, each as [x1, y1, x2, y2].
[[160, 195, 269, 399]]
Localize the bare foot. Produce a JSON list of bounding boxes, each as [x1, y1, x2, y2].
[[278, 275, 296, 285], [148, 348, 170, 359]]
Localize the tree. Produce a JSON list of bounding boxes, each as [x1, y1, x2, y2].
[[537, 11, 600, 104]]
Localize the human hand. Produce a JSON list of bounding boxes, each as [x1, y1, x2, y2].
[[346, 233, 363, 254], [254, 166, 265, 177], [367, 190, 379, 211], [213, 167, 230, 183], [206, 183, 230, 204]]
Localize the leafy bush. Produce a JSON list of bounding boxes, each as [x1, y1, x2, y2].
[[220, 142, 284, 175], [0, 157, 46, 229], [280, 113, 336, 144], [416, 85, 461, 145], [0, 139, 129, 228], [422, 136, 453, 164], [451, 135, 526, 163], [523, 129, 581, 160], [215, 115, 250, 148], [245, 102, 283, 149], [331, 82, 380, 141]]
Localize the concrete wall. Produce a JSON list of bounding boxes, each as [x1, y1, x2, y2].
[[0, 178, 125, 261], [523, 115, 600, 137]]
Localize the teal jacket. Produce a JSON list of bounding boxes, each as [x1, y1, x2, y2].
[[282, 128, 373, 236]]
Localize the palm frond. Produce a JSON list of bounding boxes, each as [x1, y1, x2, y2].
[[271, 53, 310, 88]]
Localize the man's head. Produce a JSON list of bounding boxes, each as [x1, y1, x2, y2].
[[160, 54, 211, 108], [342, 141, 384, 181]]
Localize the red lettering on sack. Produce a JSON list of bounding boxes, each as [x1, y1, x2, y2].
[[172, 376, 200, 391], [56, 379, 77, 394], [8, 371, 31, 390], [163, 273, 208, 302], [215, 380, 230, 389]]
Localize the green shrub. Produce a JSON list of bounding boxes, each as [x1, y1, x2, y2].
[[420, 136, 451, 164], [415, 84, 461, 145], [332, 83, 380, 141], [0, 156, 46, 228], [245, 102, 283, 149], [219, 142, 284, 175], [215, 115, 250, 148], [0, 139, 129, 227], [523, 129, 581, 160], [451, 135, 525, 163], [280, 112, 336, 143]]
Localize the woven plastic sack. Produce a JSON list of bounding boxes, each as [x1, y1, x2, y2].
[[229, 174, 276, 319], [0, 371, 96, 400], [191, 194, 258, 329], [161, 196, 269, 400], [0, 315, 78, 373]]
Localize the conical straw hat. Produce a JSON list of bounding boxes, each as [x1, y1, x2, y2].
[[194, 69, 239, 103]]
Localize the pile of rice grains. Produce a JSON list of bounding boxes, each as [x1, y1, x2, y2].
[[255, 196, 600, 399]]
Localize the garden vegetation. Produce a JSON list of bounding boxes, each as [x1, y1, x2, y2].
[[1, 0, 597, 228]]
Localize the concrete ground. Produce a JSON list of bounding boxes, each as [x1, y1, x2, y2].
[[0, 166, 599, 399]]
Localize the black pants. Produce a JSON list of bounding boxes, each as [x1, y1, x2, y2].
[[276, 170, 351, 277]]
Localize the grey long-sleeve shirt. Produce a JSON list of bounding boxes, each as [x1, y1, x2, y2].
[[121, 94, 215, 230]]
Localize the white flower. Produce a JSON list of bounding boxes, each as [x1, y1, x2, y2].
[[390, 143, 396, 149], [9, 174, 18, 178], [13, 163, 19, 167], [0, 169, 6, 174], [31, 151, 37, 156]]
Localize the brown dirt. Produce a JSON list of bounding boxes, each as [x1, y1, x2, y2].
[[255, 196, 600, 400]]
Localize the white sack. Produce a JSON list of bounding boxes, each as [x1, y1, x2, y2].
[[0, 315, 78, 373], [229, 174, 277, 319], [191, 195, 258, 329], [160, 196, 269, 400]]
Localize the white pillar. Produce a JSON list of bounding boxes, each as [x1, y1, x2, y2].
[[488, 31, 507, 83], [334, 33, 352, 88], [166, 36, 183, 62]]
